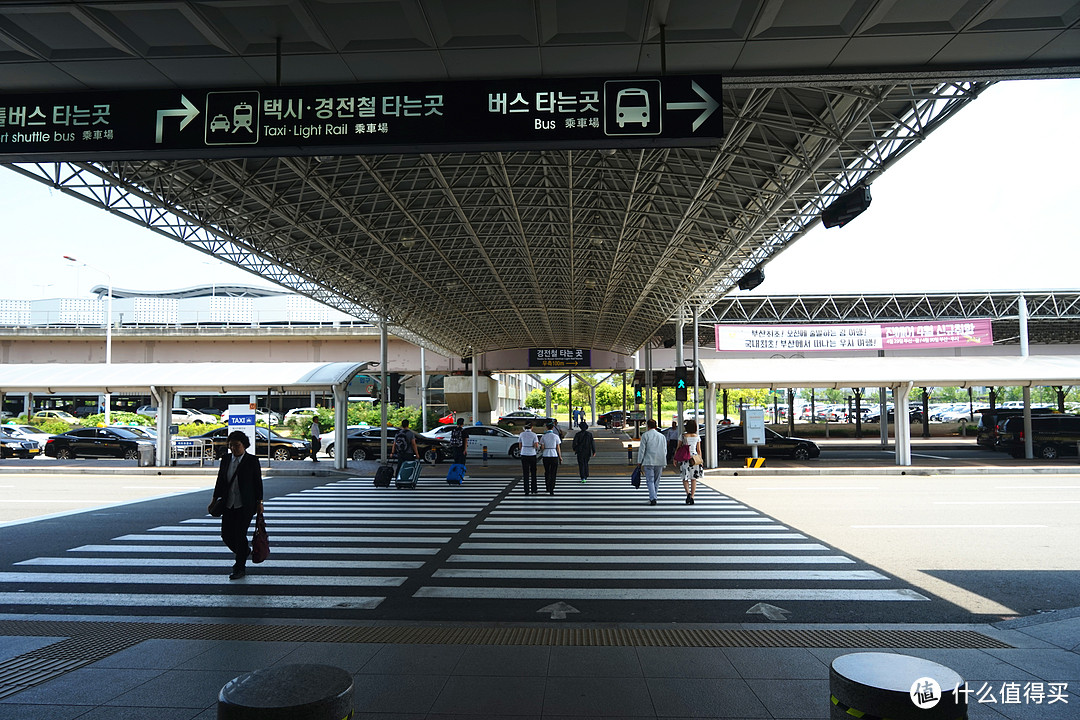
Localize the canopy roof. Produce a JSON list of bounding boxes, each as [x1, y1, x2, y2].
[[698, 355, 1080, 390], [0, 362, 375, 394]]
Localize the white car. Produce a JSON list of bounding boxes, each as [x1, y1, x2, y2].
[[284, 407, 321, 423], [0, 424, 53, 450], [167, 408, 218, 425], [422, 424, 522, 459], [222, 408, 282, 425]]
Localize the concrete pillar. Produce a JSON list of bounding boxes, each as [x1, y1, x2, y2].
[[333, 381, 348, 471]]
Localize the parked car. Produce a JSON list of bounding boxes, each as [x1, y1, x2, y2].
[[422, 424, 521, 459], [0, 434, 41, 459], [166, 408, 218, 424], [196, 407, 222, 418], [998, 414, 1080, 459], [496, 410, 565, 437], [221, 408, 282, 425], [976, 407, 1056, 449], [0, 424, 53, 450], [196, 426, 309, 461], [597, 410, 627, 428], [283, 407, 321, 423], [325, 426, 450, 463], [44, 427, 154, 460], [29, 409, 81, 425], [714, 425, 820, 461], [135, 405, 158, 418]]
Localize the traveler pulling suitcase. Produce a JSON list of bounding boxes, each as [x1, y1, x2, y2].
[[396, 459, 423, 489], [446, 463, 466, 485], [373, 463, 394, 487]]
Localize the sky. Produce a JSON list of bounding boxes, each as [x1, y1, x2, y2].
[[1, 78, 1078, 301]]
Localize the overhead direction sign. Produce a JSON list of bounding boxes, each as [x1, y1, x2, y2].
[[529, 348, 591, 368], [0, 75, 722, 162]]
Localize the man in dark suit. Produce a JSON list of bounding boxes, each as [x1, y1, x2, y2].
[[209, 430, 263, 580]]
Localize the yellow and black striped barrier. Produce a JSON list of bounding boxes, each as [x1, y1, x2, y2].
[[744, 457, 765, 468]]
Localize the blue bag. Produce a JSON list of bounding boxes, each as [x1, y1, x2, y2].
[[630, 465, 642, 488], [446, 462, 466, 485]]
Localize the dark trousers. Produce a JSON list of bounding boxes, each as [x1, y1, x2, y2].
[[576, 455, 590, 480], [310, 437, 321, 461], [221, 507, 254, 568], [543, 456, 559, 493], [520, 455, 538, 493], [666, 439, 677, 465]]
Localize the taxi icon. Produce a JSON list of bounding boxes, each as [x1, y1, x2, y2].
[[616, 88, 650, 127], [209, 114, 231, 132]]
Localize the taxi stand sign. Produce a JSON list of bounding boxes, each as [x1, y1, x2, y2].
[[0, 74, 722, 161], [227, 403, 257, 453], [742, 407, 766, 459]]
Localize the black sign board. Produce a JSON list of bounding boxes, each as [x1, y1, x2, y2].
[[0, 75, 722, 161], [529, 348, 591, 368]]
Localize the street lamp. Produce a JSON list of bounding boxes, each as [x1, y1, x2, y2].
[[64, 255, 112, 424]]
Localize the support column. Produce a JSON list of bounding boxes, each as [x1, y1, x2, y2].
[[705, 384, 718, 468], [895, 383, 913, 466], [333, 381, 348, 471], [379, 320, 389, 462], [879, 387, 888, 447], [675, 309, 685, 424], [1020, 293, 1033, 459], [644, 343, 653, 423], [420, 347, 427, 432], [472, 351, 479, 425], [153, 387, 174, 467]]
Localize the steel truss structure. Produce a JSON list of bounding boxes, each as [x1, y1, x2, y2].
[[5, 79, 986, 358]]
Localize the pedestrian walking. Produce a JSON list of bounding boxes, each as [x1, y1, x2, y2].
[[391, 418, 420, 473], [309, 418, 321, 462], [540, 420, 563, 494], [636, 418, 667, 505], [571, 421, 596, 483], [662, 420, 680, 465], [208, 430, 263, 580], [518, 422, 540, 495], [448, 417, 467, 465], [674, 419, 703, 504]]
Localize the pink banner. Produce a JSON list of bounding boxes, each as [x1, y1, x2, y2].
[[880, 319, 993, 349]]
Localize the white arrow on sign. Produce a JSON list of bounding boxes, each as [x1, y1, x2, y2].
[[746, 602, 791, 622], [664, 80, 720, 132], [537, 602, 580, 620], [155, 94, 200, 143]]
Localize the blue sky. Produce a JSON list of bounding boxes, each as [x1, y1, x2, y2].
[[2, 78, 1077, 301]]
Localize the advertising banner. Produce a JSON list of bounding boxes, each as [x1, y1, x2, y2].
[[715, 319, 993, 352]]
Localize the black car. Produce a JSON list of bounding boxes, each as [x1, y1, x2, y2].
[[976, 407, 1056, 450], [325, 426, 450, 463], [715, 426, 820, 461], [496, 411, 566, 438], [998, 414, 1080, 459], [597, 410, 627, 428], [0, 435, 41, 459], [44, 427, 153, 460], [197, 426, 309, 461]]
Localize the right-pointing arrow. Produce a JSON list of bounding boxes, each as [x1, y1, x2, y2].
[[665, 80, 720, 132], [155, 94, 200, 144]]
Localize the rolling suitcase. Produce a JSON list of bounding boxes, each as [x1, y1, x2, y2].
[[373, 463, 394, 487], [396, 459, 422, 489], [446, 462, 466, 485]]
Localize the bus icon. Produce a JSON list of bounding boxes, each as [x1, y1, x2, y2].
[[616, 88, 650, 127]]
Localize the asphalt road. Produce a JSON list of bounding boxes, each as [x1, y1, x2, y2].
[[0, 467, 1076, 626]]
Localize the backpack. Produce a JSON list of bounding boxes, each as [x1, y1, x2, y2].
[[449, 425, 463, 447], [392, 432, 408, 458]]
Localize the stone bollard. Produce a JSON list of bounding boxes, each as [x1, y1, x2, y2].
[[830, 653, 965, 720], [218, 664, 353, 720]]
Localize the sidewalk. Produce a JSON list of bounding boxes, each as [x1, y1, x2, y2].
[[0, 612, 1077, 718]]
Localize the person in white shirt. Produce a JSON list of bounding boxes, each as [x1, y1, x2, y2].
[[675, 420, 703, 504], [636, 418, 668, 505], [518, 422, 540, 495], [540, 421, 563, 495]]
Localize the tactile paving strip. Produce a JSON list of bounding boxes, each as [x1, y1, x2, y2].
[[0, 619, 1012, 699]]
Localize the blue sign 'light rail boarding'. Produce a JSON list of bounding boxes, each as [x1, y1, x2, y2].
[[0, 75, 722, 161]]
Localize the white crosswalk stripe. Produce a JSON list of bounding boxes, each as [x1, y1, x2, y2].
[[411, 478, 930, 605], [0, 476, 506, 616]]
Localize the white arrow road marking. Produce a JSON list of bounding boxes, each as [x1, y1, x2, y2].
[[664, 80, 720, 131], [537, 601, 580, 620], [747, 602, 791, 621], [155, 94, 199, 143]]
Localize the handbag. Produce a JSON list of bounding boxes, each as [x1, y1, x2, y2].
[[691, 453, 703, 466], [251, 511, 270, 564], [207, 497, 223, 517], [630, 465, 642, 488], [673, 443, 692, 463]]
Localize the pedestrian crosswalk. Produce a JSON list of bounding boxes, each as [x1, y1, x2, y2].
[[0, 475, 929, 620]]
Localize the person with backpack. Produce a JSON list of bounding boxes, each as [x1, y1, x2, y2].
[[391, 418, 420, 471], [448, 417, 467, 465], [571, 421, 596, 483]]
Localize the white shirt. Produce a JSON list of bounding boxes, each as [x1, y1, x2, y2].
[[518, 429, 539, 456], [681, 433, 701, 458], [226, 454, 243, 508], [540, 431, 561, 457]]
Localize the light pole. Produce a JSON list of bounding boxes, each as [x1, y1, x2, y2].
[[64, 255, 112, 424]]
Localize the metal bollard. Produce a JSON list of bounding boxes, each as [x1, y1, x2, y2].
[[218, 664, 353, 720], [830, 653, 965, 720], [482, 445, 488, 466]]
